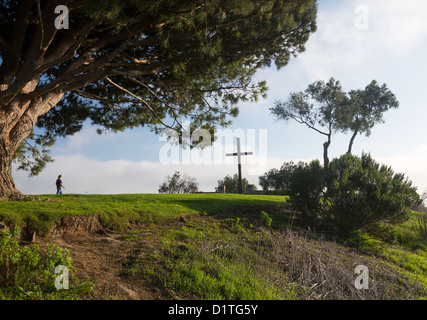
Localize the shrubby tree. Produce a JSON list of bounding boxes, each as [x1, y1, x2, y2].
[[261, 154, 421, 237], [326, 154, 420, 231], [258, 161, 296, 194], [158, 171, 198, 194], [0, 0, 317, 199], [216, 174, 250, 193], [286, 159, 326, 226]]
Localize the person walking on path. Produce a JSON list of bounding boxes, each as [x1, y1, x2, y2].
[[56, 175, 65, 194]]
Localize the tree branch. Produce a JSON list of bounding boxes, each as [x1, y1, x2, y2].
[[63, 16, 156, 73], [0, 36, 9, 53], [9, 0, 33, 54], [105, 77, 175, 130], [122, 74, 184, 128], [0, 20, 98, 104], [292, 114, 329, 137], [74, 89, 134, 105], [36, 0, 44, 52]]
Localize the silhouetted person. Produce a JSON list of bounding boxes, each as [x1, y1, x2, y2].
[[56, 175, 65, 194]]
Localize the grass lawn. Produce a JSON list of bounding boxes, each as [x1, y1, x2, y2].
[[0, 193, 289, 235]]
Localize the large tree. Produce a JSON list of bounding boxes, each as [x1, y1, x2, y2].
[[0, 0, 317, 200]]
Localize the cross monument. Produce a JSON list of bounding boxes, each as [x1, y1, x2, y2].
[[225, 137, 253, 194]]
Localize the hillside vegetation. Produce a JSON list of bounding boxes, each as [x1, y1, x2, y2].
[[0, 193, 426, 300]]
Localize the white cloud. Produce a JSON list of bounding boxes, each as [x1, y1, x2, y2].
[[284, 0, 427, 83], [12, 154, 261, 195], [369, 0, 427, 52], [375, 144, 427, 193], [238, 0, 427, 119], [12, 150, 311, 195], [53, 126, 101, 154]]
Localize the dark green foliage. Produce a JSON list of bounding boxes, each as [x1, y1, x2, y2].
[[269, 154, 421, 238], [216, 173, 249, 193], [287, 160, 326, 227], [0, 226, 92, 299], [259, 161, 297, 193], [324, 153, 421, 237]]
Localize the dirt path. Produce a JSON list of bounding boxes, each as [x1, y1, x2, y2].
[[38, 230, 166, 300]]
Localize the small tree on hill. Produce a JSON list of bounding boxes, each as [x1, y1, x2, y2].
[[270, 78, 348, 169], [216, 174, 250, 193], [158, 171, 199, 194], [258, 161, 297, 193]]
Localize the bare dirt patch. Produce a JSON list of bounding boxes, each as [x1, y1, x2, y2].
[[34, 215, 169, 300]]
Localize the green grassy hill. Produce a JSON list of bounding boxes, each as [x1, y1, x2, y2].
[[0, 193, 426, 300]]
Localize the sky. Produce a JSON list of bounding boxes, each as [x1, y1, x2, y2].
[[13, 0, 427, 195]]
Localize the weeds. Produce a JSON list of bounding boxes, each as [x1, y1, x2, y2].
[[418, 212, 427, 240], [264, 228, 425, 299], [0, 226, 92, 299], [260, 211, 272, 228], [120, 216, 296, 300]]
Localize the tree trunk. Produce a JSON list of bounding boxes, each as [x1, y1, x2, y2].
[[347, 129, 359, 154], [0, 92, 64, 200], [323, 135, 331, 169], [0, 136, 25, 200]]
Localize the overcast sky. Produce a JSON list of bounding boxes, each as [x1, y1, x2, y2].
[[14, 0, 427, 195]]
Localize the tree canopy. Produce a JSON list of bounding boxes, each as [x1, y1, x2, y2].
[[0, 0, 317, 199], [270, 77, 347, 168], [270, 77, 398, 168], [158, 171, 198, 194], [340, 80, 399, 154], [258, 161, 297, 193], [216, 173, 250, 193]]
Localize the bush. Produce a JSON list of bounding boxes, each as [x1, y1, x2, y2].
[[216, 173, 249, 193], [258, 162, 297, 193], [0, 226, 92, 299], [286, 154, 421, 237], [325, 153, 420, 236], [287, 160, 326, 227]]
